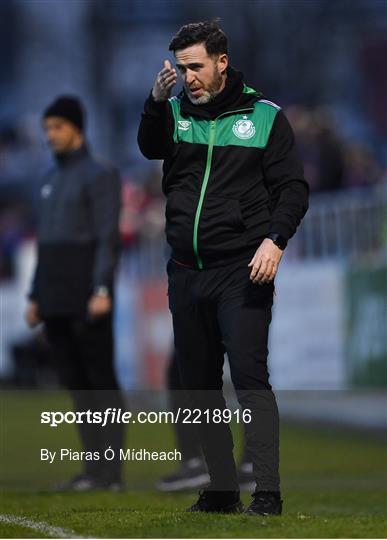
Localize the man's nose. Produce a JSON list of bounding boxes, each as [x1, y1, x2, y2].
[[185, 69, 196, 85]]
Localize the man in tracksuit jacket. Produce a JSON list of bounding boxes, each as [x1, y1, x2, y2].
[[25, 96, 124, 491], [138, 21, 309, 515]]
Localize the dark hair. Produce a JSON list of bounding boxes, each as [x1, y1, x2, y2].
[[169, 20, 228, 56]]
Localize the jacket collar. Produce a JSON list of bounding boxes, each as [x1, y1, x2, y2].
[[179, 66, 261, 120], [54, 143, 89, 168]]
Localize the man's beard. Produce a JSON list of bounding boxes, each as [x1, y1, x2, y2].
[[186, 69, 224, 105]]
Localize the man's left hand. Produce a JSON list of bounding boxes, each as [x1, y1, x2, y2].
[[88, 294, 112, 318], [248, 238, 284, 284]]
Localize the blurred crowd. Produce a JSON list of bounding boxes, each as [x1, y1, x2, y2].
[[286, 105, 384, 192]]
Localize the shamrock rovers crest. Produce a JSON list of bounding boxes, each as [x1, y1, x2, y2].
[[232, 116, 256, 140]]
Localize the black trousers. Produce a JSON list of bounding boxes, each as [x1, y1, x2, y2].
[[44, 314, 124, 482], [167, 349, 252, 464], [167, 258, 280, 492], [167, 349, 202, 461]]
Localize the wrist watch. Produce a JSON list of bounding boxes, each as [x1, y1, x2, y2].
[[265, 233, 288, 250], [94, 286, 110, 298]]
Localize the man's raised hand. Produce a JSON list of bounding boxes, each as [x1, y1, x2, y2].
[[152, 60, 177, 102]]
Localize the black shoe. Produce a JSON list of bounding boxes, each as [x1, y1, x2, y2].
[[156, 458, 210, 491], [244, 490, 283, 516], [54, 474, 124, 492], [237, 462, 256, 491], [187, 489, 245, 513]]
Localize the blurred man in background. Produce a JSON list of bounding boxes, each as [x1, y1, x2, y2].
[[138, 21, 309, 515], [25, 96, 124, 491]]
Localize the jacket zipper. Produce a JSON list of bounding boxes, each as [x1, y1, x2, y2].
[[193, 120, 216, 269], [192, 107, 254, 269]]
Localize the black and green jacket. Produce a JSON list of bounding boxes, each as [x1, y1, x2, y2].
[[138, 67, 309, 269]]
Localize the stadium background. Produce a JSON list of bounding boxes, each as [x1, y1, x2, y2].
[[0, 0, 386, 538]]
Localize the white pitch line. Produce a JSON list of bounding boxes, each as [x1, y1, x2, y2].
[[0, 514, 91, 538]]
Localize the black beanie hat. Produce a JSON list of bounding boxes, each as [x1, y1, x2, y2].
[[43, 96, 85, 132]]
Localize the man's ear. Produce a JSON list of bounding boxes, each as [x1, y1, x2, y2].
[[217, 53, 228, 75]]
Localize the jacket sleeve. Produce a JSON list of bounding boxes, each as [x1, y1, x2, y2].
[[27, 172, 46, 303], [262, 110, 309, 241], [89, 167, 122, 294], [28, 264, 39, 301], [137, 90, 175, 159]]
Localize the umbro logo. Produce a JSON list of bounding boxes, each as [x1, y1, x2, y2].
[[178, 120, 191, 131]]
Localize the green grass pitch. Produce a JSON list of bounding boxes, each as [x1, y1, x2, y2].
[[0, 391, 386, 538]]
